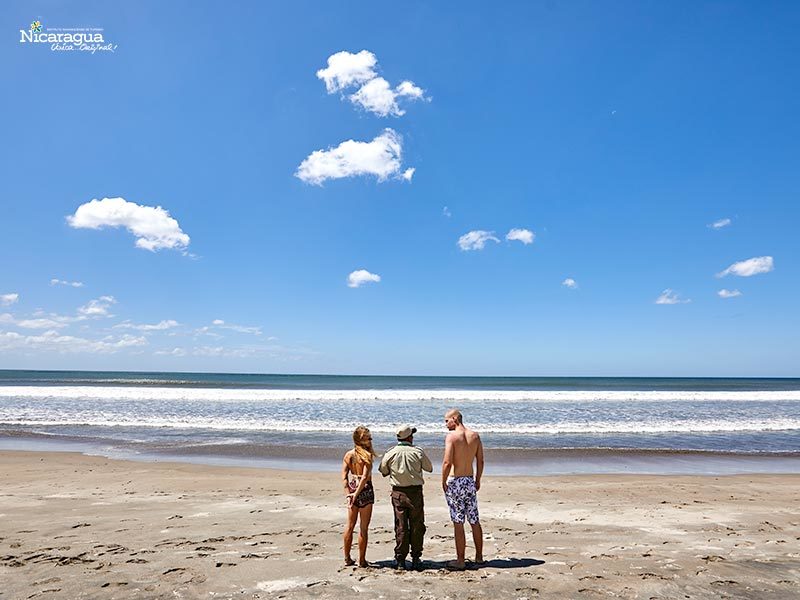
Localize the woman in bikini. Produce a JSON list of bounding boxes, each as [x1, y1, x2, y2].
[[342, 425, 376, 567]]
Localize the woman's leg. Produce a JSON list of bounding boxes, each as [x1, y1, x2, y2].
[[357, 504, 373, 566], [343, 504, 358, 565]]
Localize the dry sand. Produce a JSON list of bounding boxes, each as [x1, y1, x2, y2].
[[1, 450, 798, 599]]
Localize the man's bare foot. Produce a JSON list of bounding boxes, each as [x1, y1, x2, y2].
[[474, 555, 485, 565], [446, 559, 466, 570], [344, 557, 355, 567], [358, 560, 369, 567]]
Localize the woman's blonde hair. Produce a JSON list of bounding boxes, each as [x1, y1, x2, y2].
[[352, 426, 377, 466]]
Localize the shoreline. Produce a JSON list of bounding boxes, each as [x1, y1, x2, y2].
[[2, 432, 800, 476], [1, 450, 798, 599]]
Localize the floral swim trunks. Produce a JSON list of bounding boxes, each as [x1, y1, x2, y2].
[[445, 476, 480, 524]]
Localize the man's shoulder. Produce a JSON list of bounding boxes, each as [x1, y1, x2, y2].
[[445, 430, 460, 443], [448, 429, 471, 444]]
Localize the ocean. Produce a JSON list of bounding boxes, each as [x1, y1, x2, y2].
[[1, 370, 799, 475]]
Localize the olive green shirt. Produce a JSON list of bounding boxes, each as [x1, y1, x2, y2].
[[379, 441, 433, 487]]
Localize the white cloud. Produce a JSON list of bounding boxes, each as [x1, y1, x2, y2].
[[458, 230, 500, 251], [78, 295, 116, 317], [155, 347, 187, 357], [193, 325, 222, 338], [51, 279, 84, 288], [395, 80, 425, 100], [506, 228, 535, 245], [316, 50, 378, 93], [296, 129, 411, 185], [114, 319, 179, 331], [718, 289, 742, 299], [402, 168, 415, 181], [67, 197, 190, 252], [708, 218, 732, 230], [562, 278, 578, 289], [347, 269, 381, 288], [442, 206, 452, 218], [191, 345, 263, 358], [349, 77, 427, 117], [349, 78, 401, 116], [717, 256, 774, 278], [229, 325, 261, 335], [209, 319, 262, 335], [1, 293, 19, 306], [655, 289, 691, 305], [192, 345, 226, 357], [187, 340, 317, 361], [317, 50, 428, 117], [5, 315, 70, 329], [0, 329, 146, 354]]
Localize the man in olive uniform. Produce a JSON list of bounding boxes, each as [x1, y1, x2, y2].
[[379, 424, 433, 570]]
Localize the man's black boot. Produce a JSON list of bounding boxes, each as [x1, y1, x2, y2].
[[411, 558, 423, 571], [394, 557, 407, 570]]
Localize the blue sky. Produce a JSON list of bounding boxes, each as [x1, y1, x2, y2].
[[1, 1, 798, 376]]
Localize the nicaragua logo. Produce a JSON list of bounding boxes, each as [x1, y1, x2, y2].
[[19, 18, 118, 53]]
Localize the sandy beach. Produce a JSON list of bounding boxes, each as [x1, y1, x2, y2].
[[0, 451, 798, 599]]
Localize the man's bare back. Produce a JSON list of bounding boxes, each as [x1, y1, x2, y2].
[[446, 427, 483, 479]]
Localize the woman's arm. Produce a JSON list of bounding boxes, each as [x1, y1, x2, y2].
[[342, 452, 353, 503]]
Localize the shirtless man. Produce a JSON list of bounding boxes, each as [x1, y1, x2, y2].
[[441, 409, 484, 570]]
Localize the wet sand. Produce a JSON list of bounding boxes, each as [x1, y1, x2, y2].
[[1, 450, 799, 599]]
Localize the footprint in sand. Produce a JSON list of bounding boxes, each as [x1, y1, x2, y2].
[[515, 587, 539, 595], [28, 588, 62, 596], [94, 544, 129, 556]]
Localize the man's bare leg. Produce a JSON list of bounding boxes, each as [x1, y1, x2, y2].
[[471, 522, 484, 563], [449, 522, 467, 568]]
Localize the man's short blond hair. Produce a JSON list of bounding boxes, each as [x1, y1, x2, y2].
[[446, 409, 463, 424]]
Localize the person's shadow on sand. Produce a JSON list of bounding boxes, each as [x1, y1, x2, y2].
[[370, 557, 545, 571]]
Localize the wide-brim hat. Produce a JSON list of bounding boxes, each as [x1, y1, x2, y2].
[[396, 424, 417, 439]]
